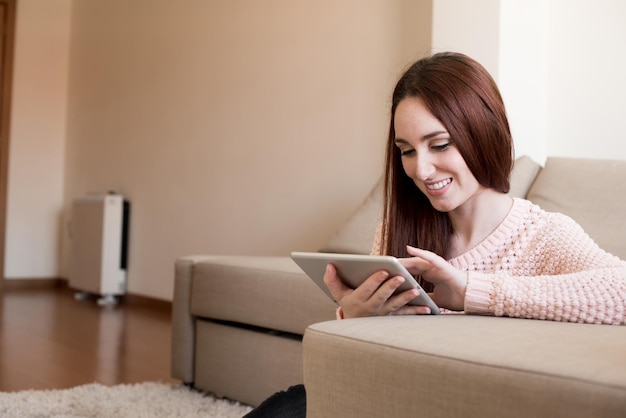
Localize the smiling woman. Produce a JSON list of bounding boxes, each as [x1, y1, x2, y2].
[[383, 52, 513, 264], [393, 97, 485, 214]]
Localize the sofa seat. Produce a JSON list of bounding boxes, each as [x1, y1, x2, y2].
[[304, 315, 626, 418]]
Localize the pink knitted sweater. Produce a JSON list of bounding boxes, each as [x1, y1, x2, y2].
[[373, 198, 626, 325]]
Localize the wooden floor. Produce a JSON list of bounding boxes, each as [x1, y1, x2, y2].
[[0, 283, 177, 392]]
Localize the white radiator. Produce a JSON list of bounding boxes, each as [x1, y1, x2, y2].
[[69, 194, 129, 302]]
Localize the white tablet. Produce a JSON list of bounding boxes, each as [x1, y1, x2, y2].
[[290, 251, 440, 315]]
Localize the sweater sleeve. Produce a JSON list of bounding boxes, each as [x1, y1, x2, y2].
[[464, 213, 626, 325], [465, 268, 626, 324]]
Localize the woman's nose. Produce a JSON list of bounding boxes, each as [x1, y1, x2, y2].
[[416, 153, 434, 180]]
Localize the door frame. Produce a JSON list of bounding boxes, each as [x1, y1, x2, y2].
[[0, 0, 16, 283]]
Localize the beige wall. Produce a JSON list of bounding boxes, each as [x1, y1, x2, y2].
[[4, 0, 71, 278], [546, 0, 626, 160], [59, 0, 432, 300], [7, 0, 626, 300], [498, 0, 550, 164], [432, 0, 501, 77], [431, 0, 626, 164]]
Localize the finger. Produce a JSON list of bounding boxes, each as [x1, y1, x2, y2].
[[405, 244, 422, 256], [380, 285, 420, 312], [365, 274, 408, 308], [323, 264, 352, 301], [352, 270, 391, 302], [406, 245, 444, 265], [398, 256, 429, 275], [390, 304, 432, 316], [406, 246, 451, 276]]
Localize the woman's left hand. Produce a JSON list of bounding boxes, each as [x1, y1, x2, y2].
[[400, 245, 467, 311]]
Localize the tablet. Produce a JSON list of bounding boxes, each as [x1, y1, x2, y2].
[[290, 251, 440, 315]]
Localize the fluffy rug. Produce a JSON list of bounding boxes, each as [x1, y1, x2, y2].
[[0, 381, 253, 418]]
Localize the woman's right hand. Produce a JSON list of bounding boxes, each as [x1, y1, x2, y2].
[[322, 263, 431, 318]]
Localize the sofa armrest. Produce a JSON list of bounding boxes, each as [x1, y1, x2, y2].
[[170, 256, 213, 383]]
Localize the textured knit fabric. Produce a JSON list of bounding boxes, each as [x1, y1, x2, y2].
[[372, 198, 626, 325]]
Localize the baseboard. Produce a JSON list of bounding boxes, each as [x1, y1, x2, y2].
[[1, 277, 66, 290], [1, 277, 172, 312], [119, 293, 172, 312]]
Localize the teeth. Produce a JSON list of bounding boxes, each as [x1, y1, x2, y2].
[[426, 179, 451, 190]]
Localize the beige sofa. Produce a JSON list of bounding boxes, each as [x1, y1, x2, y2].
[[171, 156, 626, 417]]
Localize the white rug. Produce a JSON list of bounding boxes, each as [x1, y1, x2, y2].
[[0, 381, 253, 418]]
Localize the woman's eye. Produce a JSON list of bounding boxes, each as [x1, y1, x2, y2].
[[400, 149, 415, 156], [431, 142, 451, 151]]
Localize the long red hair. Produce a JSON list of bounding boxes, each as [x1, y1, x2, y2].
[[381, 52, 513, 291]]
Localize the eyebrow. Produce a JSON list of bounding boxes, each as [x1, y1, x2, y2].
[[394, 130, 448, 145], [422, 130, 448, 140]]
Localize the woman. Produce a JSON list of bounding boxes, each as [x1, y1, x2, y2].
[[326, 51, 626, 323], [245, 51, 626, 417]]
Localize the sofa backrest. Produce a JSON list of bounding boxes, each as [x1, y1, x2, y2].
[[526, 157, 626, 260], [508, 155, 542, 198], [321, 156, 543, 255], [320, 178, 383, 255], [321, 156, 626, 260]]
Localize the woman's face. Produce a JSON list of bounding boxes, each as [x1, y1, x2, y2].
[[393, 96, 485, 213]]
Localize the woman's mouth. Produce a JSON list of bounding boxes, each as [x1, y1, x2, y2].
[[426, 178, 452, 191]]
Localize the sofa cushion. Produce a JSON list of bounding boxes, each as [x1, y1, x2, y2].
[[320, 178, 383, 255], [508, 155, 542, 198], [527, 157, 626, 260], [189, 256, 337, 335], [304, 316, 626, 418]]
